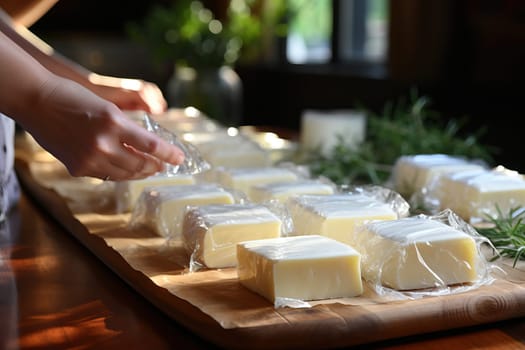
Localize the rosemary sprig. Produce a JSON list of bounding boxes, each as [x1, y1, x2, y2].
[[477, 206, 525, 267], [301, 89, 497, 186]]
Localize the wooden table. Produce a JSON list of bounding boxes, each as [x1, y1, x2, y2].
[[1, 191, 525, 350]]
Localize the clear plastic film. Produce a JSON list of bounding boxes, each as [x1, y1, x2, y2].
[[207, 164, 311, 201], [134, 113, 211, 175], [184, 129, 273, 169], [338, 184, 411, 218], [387, 154, 488, 214], [249, 177, 337, 204], [284, 189, 408, 245], [128, 183, 246, 240], [353, 208, 497, 300], [181, 203, 285, 272], [427, 165, 525, 224], [237, 235, 363, 308]]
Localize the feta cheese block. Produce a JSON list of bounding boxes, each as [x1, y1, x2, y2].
[[357, 217, 479, 290], [182, 204, 282, 268], [250, 179, 336, 203], [438, 168, 525, 221], [392, 154, 485, 198], [115, 174, 195, 212], [135, 184, 235, 238], [287, 194, 398, 246], [217, 167, 300, 198], [237, 235, 363, 302]]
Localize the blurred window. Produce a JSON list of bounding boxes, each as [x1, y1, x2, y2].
[[286, 0, 389, 64]]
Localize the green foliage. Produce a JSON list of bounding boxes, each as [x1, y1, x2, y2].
[[287, 0, 331, 42], [477, 206, 525, 267], [127, 0, 262, 69], [303, 90, 497, 185]]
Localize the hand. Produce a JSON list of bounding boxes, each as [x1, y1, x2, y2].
[[88, 74, 168, 114], [23, 77, 184, 181]]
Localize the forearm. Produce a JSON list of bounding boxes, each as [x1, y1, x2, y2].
[[0, 30, 51, 124], [0, 7, 96, 91], [1, 0, 58, 26]]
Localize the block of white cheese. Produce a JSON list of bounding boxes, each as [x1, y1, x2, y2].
[[217, 167, 299, 198], [287, 194, 398, 246], [392, 154, 485, 198], [204, 147, 271, 168], [190, 132, 271, 168], [182, 204, 282, 268], [357, 217, 479, 290], [133, 184, 235, 238], [438, 168, 525, 222], [115, 174, 195, 212], [237, 235, 363, 303], [249, 179, 336, 203]]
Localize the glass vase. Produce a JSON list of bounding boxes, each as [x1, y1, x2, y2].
[[166, 65, 243, 127]]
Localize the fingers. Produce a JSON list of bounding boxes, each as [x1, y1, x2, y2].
[[141, 83, 167, 114], [95, 142, 162, 181], [120, 124, 185, 166]]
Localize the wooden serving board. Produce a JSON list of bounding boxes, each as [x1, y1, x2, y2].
[[13, 147, 525, 350]]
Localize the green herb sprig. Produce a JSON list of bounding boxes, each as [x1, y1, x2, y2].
[[302, 89, 497, 186], [477, 206, 525, 267]]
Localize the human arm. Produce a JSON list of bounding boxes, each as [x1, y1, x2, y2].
[[0, 6, 168, 114], [0, 30, 184, 181], [0, 0, 58, 27]]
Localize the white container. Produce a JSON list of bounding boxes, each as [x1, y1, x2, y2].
[[300, 109, 366, 156]]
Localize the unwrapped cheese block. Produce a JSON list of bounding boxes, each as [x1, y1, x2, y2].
[[115, 174, 195, 212], [250, 179, 335, 203], [438, 168, 525, 221], [288, 194, 398, 246], [357, 217, 479, 290], [392, 154, 485, 198], [133, 184, 235, 238], [237, 235, 363, 303], [217, 167, 299, 198], [182, 204, 282, 268]]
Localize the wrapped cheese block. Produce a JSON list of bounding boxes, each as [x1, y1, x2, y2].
[[216, 167, 300, 198], [438, 167, 525, 222], [392, 154, 485, 198], [189, 132, 271, 168], [182, 204, 282, 269], [115, 174, 195, 212], [237, 235, 363, 303], [249, 179, 336, 203], [287, 194, 398, 246], [131, 184, 235, 238], [357, 217, 479, 290]]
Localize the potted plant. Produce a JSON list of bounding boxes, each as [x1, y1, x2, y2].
[[128, 0, 278, 126]]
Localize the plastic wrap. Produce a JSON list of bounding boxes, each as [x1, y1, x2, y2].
[[133, 113, 211, 175], [249, 177, 337, 204], [285, 191, 407, 245], [213, 165, 307, 200], [114, 174, 196, 213], [237, 235, 363, 308], [388, 154, 487, 212], [339, 184, 410, 218], [431, 166, 525, 224], [128, 183, 245, 239], [184, 128, 272, 168], [182, 203, 284, 272], [354, 209, 496, 299], [153, 107, 222, 134]]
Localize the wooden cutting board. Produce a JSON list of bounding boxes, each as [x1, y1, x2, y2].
[[13, 150, 525, 350]]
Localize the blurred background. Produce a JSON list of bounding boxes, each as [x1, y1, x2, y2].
[[30, 0, 525, 171]]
